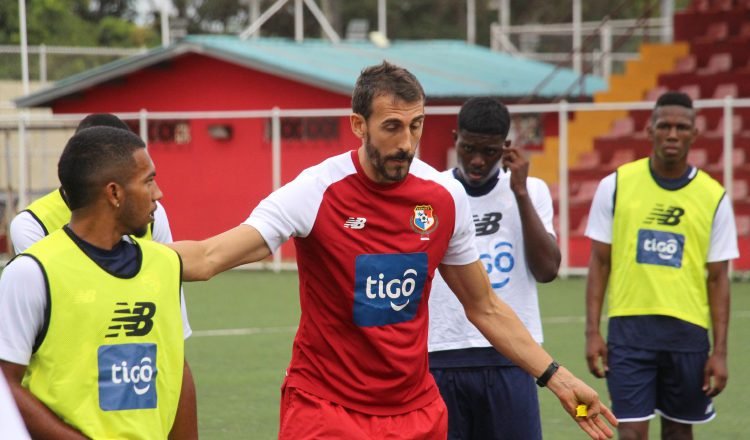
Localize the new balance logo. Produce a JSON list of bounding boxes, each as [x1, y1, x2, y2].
[[473, 212, 503, 236], [344, 217, 367, 229], [644, 204, 685, 226], [105, 302, 156, 338]]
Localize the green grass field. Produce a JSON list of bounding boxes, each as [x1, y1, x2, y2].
[[184, 271, 750, 439]]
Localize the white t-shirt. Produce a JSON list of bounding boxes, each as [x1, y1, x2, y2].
[[0, 372, 30, 439], [10, 200, 172, 254], [585, 172, 740, 262], [428, 170, 556, 351]]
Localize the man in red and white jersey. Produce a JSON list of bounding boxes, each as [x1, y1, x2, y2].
[[172, 61, 617, 440]]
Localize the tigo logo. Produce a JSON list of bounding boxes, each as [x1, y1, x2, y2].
[[344, 217, 367, 229], [98, 343, 157, 411], [636, 229, 685, 268], [353, 253, 428, 327]]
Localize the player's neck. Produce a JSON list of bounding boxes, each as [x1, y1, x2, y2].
[[650, 156, 689, 180], [69, 209, 122, 250]]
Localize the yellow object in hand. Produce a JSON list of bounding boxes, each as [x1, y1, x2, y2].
[[576, 404, 588, 417]]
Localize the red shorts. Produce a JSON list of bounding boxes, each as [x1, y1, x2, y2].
[[278, 385, 448, 440]]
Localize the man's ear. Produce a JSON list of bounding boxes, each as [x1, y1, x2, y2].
[[104, 182, 121, 208], [350, 113, 366, 140]]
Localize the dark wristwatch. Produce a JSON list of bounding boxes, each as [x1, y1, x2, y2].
[[536, 360, 560, 387]]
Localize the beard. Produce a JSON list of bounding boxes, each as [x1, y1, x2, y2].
[[364, 134, 415, 183]]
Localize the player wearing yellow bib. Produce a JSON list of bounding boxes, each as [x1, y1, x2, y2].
[[9, 114, 169, 254], [0, 127, 197, 439], [584, 92, 739, 440]]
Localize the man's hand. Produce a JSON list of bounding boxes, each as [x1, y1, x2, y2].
[[500, 141, 529, 196], [547, 366, 618, 439], [703, 352, 728, 397], [586, 332, 608, 378]]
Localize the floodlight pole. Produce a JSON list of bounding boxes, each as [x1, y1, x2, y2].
[[573, 0, 582, 76], [161, 1, 170, 47], [661, 0, 674, 42], [250, 0, 261, 38], [378, 0, 387, 38], [295, 0, 303, 42], [467, 0, 476, 44], [18, 0, 30, 95]]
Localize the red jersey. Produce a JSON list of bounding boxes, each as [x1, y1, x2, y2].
[[245, 150, 477, 415]]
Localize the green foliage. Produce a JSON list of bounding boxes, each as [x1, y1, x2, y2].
[[0, 0, 157, 80]]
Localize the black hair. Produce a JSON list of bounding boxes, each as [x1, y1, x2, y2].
[[75, 113, 131, 133], [655, 91, 693, 109], [652, 91, 695, 123], [352, 60, 425, 120], [58, 126, 145, 210], [457, 97, 511, 137]]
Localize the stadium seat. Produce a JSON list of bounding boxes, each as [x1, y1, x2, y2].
[[571, 151, 601, 170], [604, 149, 636, 169], [679, 84, 701, 100], [572, 214, 589, 237], [698, 53, 733, 75], [695, 115, 709, 133], [645, 85, 669, 101], [709, 148, 747, 172], [712, 83, 739, 98], [607, 117, 635, 137], [688, 148, 709, 168], [674, 55, 697, 73], [695, 22, 729, 43], [570, 180, 600, 205], [733, 179, 749, 201], [548, 182, 560, 203], [704, 115, 743, 137], [736, 215, 750, 237]]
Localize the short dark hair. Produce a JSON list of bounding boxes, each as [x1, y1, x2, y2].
[[58, 126, 145, 210], [457, 97, 511, 137], [652, 91, 694, 123], [75, 113, 131, 133], [655, 91, 693, 110], [352, 61, 425, 120]]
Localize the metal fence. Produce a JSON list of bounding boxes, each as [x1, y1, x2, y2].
[[1, 97, 748, 275]]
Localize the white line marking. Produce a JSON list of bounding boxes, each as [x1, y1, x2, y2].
[[192, 326, 297, 337]]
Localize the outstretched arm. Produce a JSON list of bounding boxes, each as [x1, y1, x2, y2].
[[440, 261, 617, 439], [170, 224, 272, 281], [0, 361, 87, 439], [585, 240, 611, 378], [704, 260, 730, 397]]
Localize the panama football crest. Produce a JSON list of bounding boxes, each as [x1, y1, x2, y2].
[[410, 205, 438, 240]]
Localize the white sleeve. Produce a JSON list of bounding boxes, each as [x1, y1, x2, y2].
[[9, 211, 46, 254], [0, 256, 47, 365], [708, 196, 740, 262], [180, 290, 192, 340], [0, 373, 30, 439], [151, 201, 174, 244], [243, 170, 323, 252], [529, 178, 556, 237], [584, 173, 616, 244], [441, 181, 480, 265]]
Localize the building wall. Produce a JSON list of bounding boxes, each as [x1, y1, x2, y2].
[[48, 54, 456, 249]]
